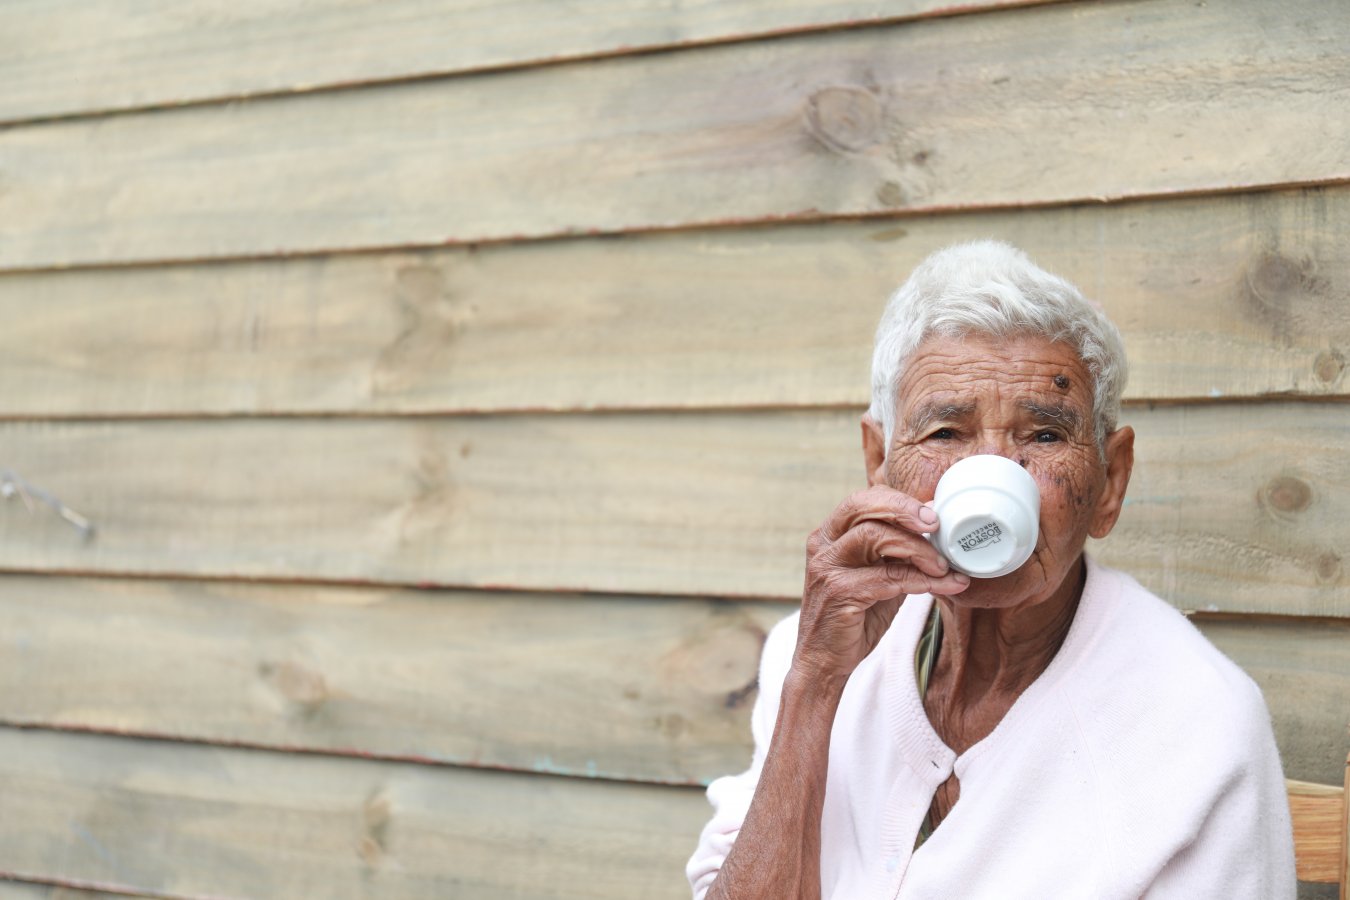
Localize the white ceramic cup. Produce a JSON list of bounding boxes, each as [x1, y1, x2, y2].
[[929, 454, 1040, 578]]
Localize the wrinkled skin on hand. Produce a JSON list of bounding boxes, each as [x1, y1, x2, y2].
[[797, 485, 971, 683]]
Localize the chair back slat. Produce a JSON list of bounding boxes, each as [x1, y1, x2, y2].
[[1285, 754, 1349, 900]]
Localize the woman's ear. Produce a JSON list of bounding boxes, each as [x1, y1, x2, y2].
[[861, 414, 888, 487], [1089, 425, 1135, 539]]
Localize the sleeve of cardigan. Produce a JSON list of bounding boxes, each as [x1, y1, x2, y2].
[[685, 610, 800, 900], [1142, 676, 1297, 900]]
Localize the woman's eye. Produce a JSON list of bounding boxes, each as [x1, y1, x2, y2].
[[1034, 430, 1060, 444], [929, 428, 955, 441]]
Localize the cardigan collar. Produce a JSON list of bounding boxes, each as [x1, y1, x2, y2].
[[882, 553, 1121, 780]]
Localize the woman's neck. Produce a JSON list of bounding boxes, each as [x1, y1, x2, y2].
[[924, 555, 1086, 754]]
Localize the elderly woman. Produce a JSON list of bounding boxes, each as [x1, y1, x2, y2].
[[686, 241, 1295, 899]]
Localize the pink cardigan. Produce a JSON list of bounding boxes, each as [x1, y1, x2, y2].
[[687, 557, 1296, 899]]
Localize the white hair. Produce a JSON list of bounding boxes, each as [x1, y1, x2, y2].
[[868, 240, 1128, 451]]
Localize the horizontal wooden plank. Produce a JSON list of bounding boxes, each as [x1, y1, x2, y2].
[[0, 575, 786, 786], [0, 727, 705, 900], [2, 187, 1347, 418], [0, 737, 1337, 900], [1195, 617, 1350, 788], [0, 405, 1346, 616], [2, 0, 1347, 269], [1, 576, 1345, 791], [0, 0, 1046, 125]]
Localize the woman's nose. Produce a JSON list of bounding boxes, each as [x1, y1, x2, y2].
[[970, 434, 1016, 459]]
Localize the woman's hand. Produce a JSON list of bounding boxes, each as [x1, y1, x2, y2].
[[795, 485, 970, 685], [703, 486, 969, 900]]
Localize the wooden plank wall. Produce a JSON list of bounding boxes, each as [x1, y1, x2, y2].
[[0, 1, 1346, 897]]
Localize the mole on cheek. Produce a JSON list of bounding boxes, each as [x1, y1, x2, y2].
[[1053, 374, 1070, 390]]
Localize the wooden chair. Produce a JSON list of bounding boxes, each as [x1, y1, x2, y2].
[[1287, 753, 1349, 899]]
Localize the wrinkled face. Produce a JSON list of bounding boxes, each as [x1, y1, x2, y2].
[[874, 333, 1130, 609]]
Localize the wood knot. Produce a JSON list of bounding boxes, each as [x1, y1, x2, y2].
[[1313, 349, 1345, 385], [868, 225, 909, 242], [1246, 253, 1303, 303], [260, 660, 329, 710], [1260, 475, 1313, 516], [659, 615, 767, 696], [1242, 252, 1330, 342], [395, 264, 443, 299], [875, 181, 905, 207], [1315, 552, 1342, 584], [656, 713, 688, 739], [372, 262, 475, 396], [804, 86, 883, 153], [723, 677, 758, 710], [358, 790, 393, 865]]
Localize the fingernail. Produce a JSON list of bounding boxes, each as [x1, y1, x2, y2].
[[918, 504, 938, 526], [954, 573, 970, 586]]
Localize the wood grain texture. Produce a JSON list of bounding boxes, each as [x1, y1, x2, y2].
[[0, 575, 1346, 789], [0, 726, 706, 900], [0, 405, 1345, 615], [2, 0, 1347, 269], [1195, 617, 1350, 788], [0, 0, 1046, 125], [1088, 403, 1350, 618], [2, 186, 1347, 417], [1287, 778, 1345, 884], [0, 575, 786, 786]]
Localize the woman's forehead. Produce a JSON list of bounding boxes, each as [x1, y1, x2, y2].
[[896, 335, 1092, 414]]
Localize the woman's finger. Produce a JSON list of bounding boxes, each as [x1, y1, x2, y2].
[[832, 559, 970, 601], [823, 519, 951, 579], [818, 485, 938, 544]]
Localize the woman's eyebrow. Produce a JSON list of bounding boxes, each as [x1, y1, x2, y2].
[[1020, 400, 1084, 431], [906, 401, 977, 435]]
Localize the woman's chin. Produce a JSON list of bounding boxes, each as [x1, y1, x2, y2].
[[934, 562, 1052, 609], [935, 576, 1026, 609]]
